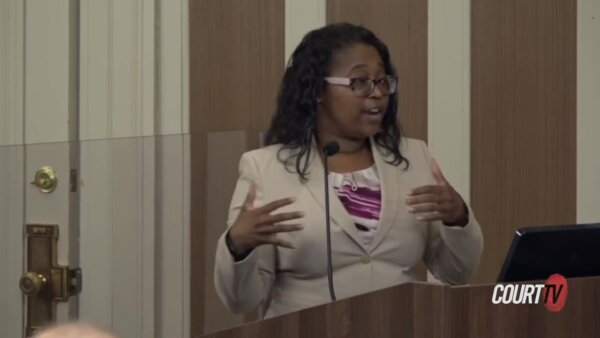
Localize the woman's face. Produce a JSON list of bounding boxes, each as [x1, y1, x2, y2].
[[317, 43, 390, 141]]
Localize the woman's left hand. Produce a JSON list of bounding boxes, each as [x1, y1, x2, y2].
[[406, 159, 468, 226]]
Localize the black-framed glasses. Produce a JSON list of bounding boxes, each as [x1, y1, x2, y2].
[[324, 75, 398, 97]]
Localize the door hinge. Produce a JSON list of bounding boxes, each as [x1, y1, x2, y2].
[[70, 169, 77, 192]]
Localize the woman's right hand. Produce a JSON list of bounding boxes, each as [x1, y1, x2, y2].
[[228, 183, 304, 254]]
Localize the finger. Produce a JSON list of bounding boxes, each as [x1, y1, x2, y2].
[[409, 185, 442, 196], [255, 197, 296, 214], [432, 159, 448, 186], [414, 211, 446, 222], [259, 211, 304, 225], [256, 223, 304, 234], [435, 202, 457, 214], [243, 183, 257, 210], [407, 202, 438, 213], [406, 194, 440, 205]]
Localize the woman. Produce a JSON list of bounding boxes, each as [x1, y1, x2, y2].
[[214, 23, 483, 317]]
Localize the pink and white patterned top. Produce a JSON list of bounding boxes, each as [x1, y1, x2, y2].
[[330, 165, 382, 247]]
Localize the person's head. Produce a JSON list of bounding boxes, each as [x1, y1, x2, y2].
[[264, 23, 407, 180], [34, 323, 118, 338]]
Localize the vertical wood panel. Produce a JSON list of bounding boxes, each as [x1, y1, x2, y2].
[[189, 0, 284, 335], [327, 0, 428, 141], [189, 0, 284, 133], [203, 132, 249, 334], [471, 0, 576, 283]]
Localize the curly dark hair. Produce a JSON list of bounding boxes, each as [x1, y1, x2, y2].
[[264, 22, 408, 181]]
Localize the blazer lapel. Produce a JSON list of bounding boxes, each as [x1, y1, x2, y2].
[[368, 137, 401, 252], [303, 144, 369, 253]]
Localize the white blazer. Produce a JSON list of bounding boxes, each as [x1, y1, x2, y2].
[[214, 137, 483, 318]]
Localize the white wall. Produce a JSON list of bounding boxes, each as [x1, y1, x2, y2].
[[427, 0, 471, 201], [285, 0, 326, 64], [160, 0, 190, 135], [25, 0, 77, 144], [577, 0, 600, 224], [427, 0, 471, 284], [0, 1, 24, 334], [78, 0, 190, 337], [79, 137, 157, 337], [78, 5, 158, 332], [0, 145, 24, 338], [79, 0, 155, 140], [80, 0, 189, 140], [0, 0, 191, 336], [0, 0, 24, 146]]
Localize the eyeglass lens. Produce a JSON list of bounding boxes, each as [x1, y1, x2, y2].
[[352, 76, 397, 97]]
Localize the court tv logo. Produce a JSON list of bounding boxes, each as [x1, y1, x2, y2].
[[492, 274, 568, 312]]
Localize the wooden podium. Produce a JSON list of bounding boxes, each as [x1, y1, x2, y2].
[[202, 277, 600, 338]]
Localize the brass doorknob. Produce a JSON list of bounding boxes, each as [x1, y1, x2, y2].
[[30, 166, 58, 193], [19, 272, 47, 296]]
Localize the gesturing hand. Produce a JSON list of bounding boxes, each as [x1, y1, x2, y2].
[[228, 183, 305, 254], [406, 160, 468, 226]]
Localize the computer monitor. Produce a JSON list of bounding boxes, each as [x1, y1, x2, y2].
[[497, 223, 600, 282]]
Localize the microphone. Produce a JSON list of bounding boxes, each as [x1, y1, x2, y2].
[[322, 141, 339, 301], [323, 142, 339, 156]]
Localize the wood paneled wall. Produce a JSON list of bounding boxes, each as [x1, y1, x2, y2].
[[189, 0, 284, 335], [189, 0, 283, 133], [327, 0, 428, 141], [187, 0, 579, 333], [471, 0, 577, 283], [190, 0, 428, 334]]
